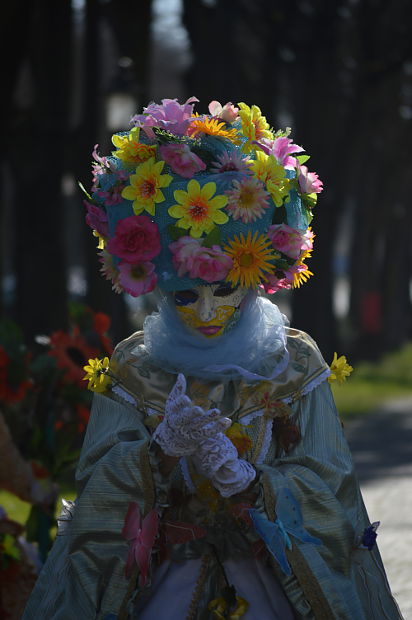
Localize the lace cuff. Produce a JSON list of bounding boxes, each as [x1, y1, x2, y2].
[[193, 434, 256, 498], [212, 458, 256, 498]]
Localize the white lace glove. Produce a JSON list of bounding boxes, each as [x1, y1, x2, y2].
[[192, 435, 256, 498], [152, 373, 231, 457]]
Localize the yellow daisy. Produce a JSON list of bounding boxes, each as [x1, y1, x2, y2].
[[328, 353, 353, 385], [292, 263, 314, 288], [112, 127, 157, 165], [168, 179, 228, 238], [121, 157, 173, 216], [83, 357, 112, 393], [292, 250, 313, 288], [188, 117, 241, 144], [249, 151, 290, 207], [224, 231, 277, 288], [238, 102, 273, 152]]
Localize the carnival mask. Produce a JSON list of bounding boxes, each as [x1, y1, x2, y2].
[[174, 284, 248, 338]]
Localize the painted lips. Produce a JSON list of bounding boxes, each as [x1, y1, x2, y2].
[[197, 325, 222, 336]]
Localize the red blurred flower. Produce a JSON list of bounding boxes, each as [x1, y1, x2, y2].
[[76, 404, 91, 433], [0, 346, 31, 404], [48, 328, 98, 386]]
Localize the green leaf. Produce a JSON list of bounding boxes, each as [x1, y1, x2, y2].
[[296, 154, 310, 164], [202, 227, 222, 248], [78, 181, 92, 200], [302, 193, 318, 209], [167, 224, 187, 241]]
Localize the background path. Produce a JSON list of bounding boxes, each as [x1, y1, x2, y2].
[[345, 397, 412, 620]]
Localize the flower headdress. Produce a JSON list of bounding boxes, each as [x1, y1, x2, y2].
[[83, 97, 323, 297]]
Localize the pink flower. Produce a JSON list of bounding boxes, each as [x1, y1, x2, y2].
[[210, 150, 252, 174], [84, 201, 108, 238], [268, 223, 308, 260], [159, 143, 206, 178], [131, 96, 199, 136], [255, 137, 303, 169], [122, 502, 158, 586], [208, 101, 239, 123], [169, 236, 201, 277], [297, 165, 323, 194], [97, 170, 129, 206], [226, 177, 270, 223], [169, 236, 233, 283], [262, 273, 292, 294], [91, 144, 114, 191], [107, 215, 161, 262], [118, 261, 157, 297]]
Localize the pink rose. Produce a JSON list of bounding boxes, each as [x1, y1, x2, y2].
[[208, 101, 239, 123], [262, 274, 292, 294], [118, 261, 157, 297], [268, 223, 307, 260], [169, 236, 201, 276], [298, 165, 323, 194], [169, 236, 233, 283], [159, 143, 206, 178], [107, 215, 161, 263], [190, 245, 233, 282], [84, 201, 108, 238]]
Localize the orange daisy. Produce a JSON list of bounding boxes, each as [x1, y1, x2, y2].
[[188, 117, 241, 144]]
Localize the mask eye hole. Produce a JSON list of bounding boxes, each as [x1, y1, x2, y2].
[[174, 290, 199, 306], [213, 283, 238, 298]]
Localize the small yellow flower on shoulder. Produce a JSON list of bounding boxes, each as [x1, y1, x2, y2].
[[328, 352, 353, 385], [83, 357, 112, 393]]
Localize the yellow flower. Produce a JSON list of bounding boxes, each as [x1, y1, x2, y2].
[[249, 151, 290, 207], [224, 231, 277, 288], [93, 230, 106, 249], [238, 102, 273, 152], [83, 357, 112, 393], [328, 352, 353, 385], [188, 117, 241, 144], [121, 157, 173, 216], [168, 179, 228, 238], [112, 127, 157, 165], [292, 263, 314, 288], [208, 595, 249, 619], [225, 422, 252, 455]]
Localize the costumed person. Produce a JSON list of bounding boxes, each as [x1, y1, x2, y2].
[[23, 97, 403, 619]]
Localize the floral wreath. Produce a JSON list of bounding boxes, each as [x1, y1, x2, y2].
[[82, 97, 323, 297]]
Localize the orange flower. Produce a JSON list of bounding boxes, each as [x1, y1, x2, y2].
[[188, 117, 241, 144]]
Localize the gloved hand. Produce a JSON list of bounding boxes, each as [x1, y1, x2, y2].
[[192, 436, 256, 498], [152, 373, 231, 457]]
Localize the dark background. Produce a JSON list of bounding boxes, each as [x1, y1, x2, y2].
[[1, 0, 412, 361]]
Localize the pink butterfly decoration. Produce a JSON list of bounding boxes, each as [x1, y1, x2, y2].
[[121, 502, 158, 586]]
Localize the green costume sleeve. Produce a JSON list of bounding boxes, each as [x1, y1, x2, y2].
[[257, 381, 402, 620], [22, 392, 162, 620]]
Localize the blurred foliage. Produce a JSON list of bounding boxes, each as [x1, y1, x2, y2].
[[332, 343, 412, 417], [0, 304, 113, 560]]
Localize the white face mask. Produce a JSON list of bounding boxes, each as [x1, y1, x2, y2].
[[173, 283, 249, 338]]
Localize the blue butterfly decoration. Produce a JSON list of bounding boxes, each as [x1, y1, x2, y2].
[[250, 487, 322, 575]]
